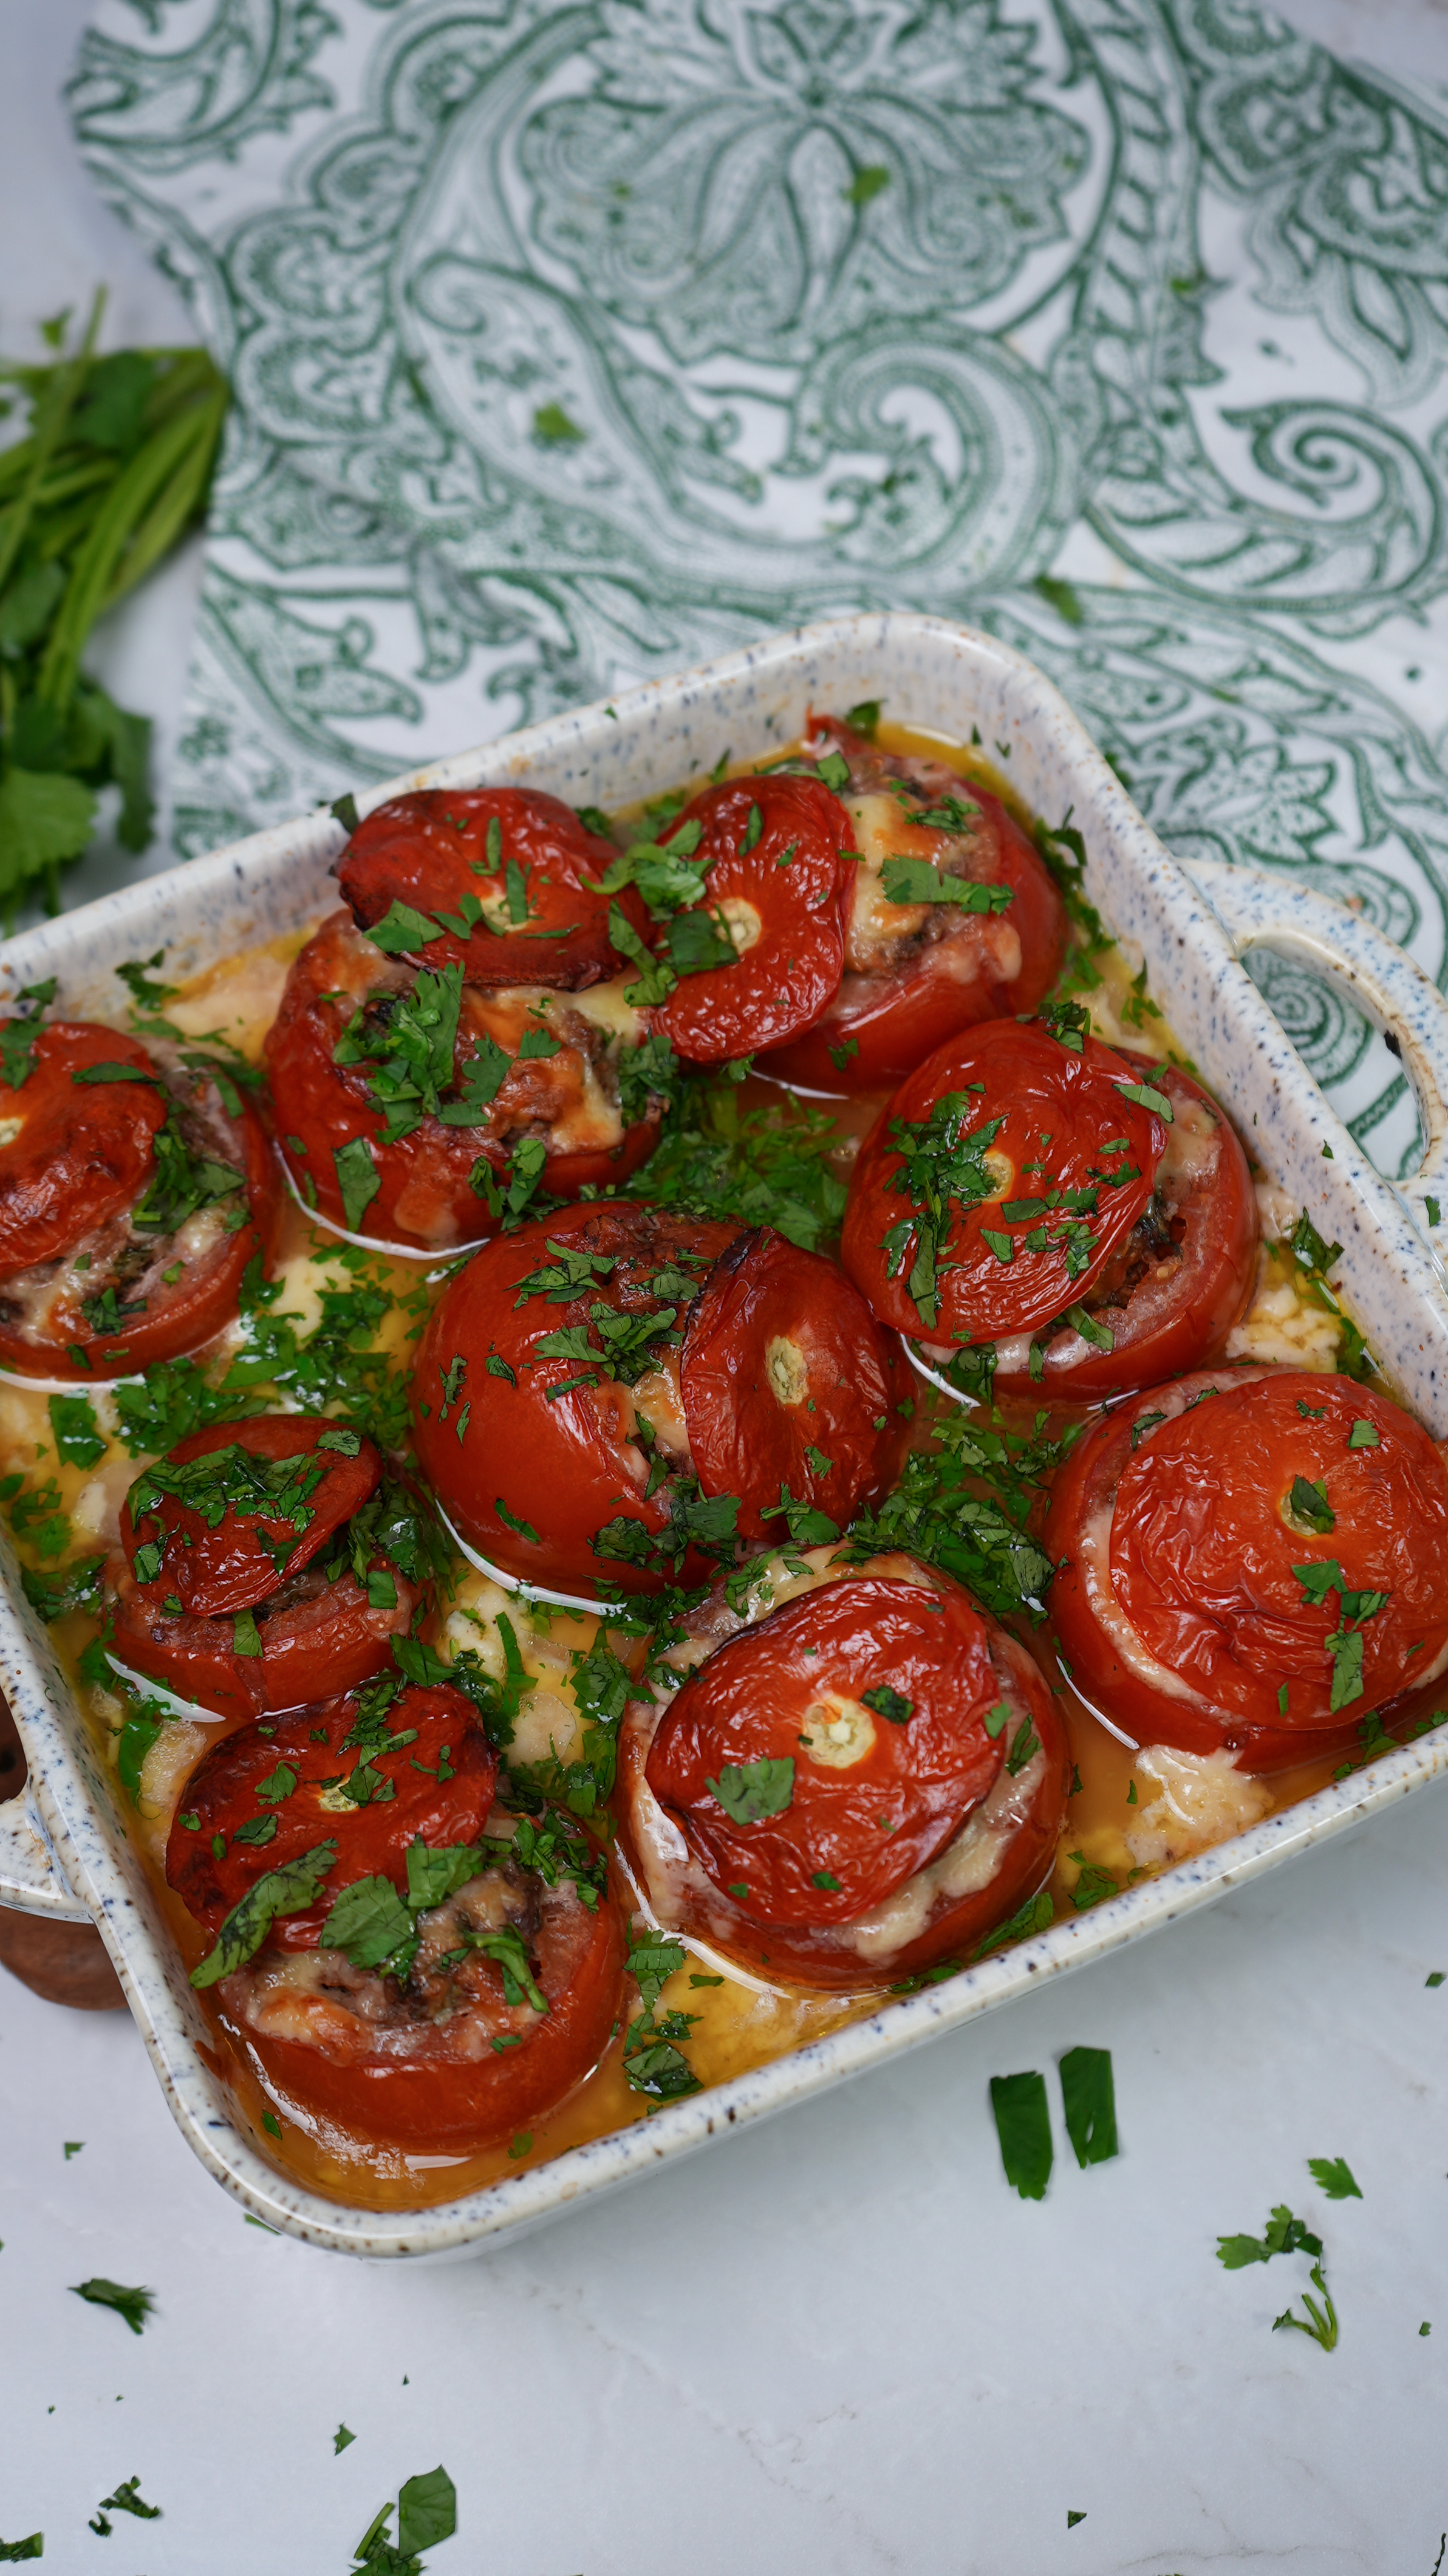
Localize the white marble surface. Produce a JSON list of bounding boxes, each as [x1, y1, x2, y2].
[[5, 3, 1448, 2568]]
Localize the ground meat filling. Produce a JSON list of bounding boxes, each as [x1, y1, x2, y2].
[[220, 1834, 598, 2067]]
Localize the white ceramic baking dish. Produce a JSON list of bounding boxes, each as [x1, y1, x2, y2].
[[4, 612, 1448, 2260]]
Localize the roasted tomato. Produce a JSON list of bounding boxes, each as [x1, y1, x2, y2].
[[108, 1417, 431, 1719], [264, 911, 666, 1252], [168, 1697, 624, 2153], [647, 775, 856, 1063], [620, 1546, 1068, 1987], [987, 1058, 1258, 1399], [412, 1202, 895, 1595], [0, 1018, 278, 1380], [841, 1016, 1167, 1348], [1043, 1367, 1448, 1771], [679, 1228, 896, 1542], [759, 716, 1066, 1092], [336, 785, 651, 989]]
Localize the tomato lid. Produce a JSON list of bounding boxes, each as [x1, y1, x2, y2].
[[165, 1680, 498, 1939], [842, 1015, 1167, 1340], [0, 1022, 166, 1274], [680, 1230, 893, 1541], [337, 787, 650, 989], [650, 775, 853, 1062], [121, 1415, 383, 1617], [1111, 1371, 1448, 1730], [646, 1574, 1004, 1924]]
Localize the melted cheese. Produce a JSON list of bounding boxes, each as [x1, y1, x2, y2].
[[1123, 1745, 1274, 1867]]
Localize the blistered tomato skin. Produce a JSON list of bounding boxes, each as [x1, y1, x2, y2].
[[759, 718, 1066, 1093], [680, 1230, 896, 1541], [623, 1549, 1068, 1986], [412, 1201, 744, 1595], [165, 1684, 497, 1940], [336, 786, 652, 988], [1044, 1368, 1448, 1770], [651, 775, 856, 1063], [0, 1024, 280, 1380], [0, 1023, 165, 1269], [991, 1058, 1259, 1399], [264, 911, 661, 1252], [841, 1018, 1167, 1344], [229, 1848, 626, 2154], [109, 1417, 420, 1718]]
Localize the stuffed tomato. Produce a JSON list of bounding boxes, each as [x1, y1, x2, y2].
[[411, 1201, 898, 1597], [108, 1417, 439, 1718], [757, 713, 1066, 1092], [618, 1546, 1068, 1987], [841, 1013, 1258, 1399], [1043, 1367, 1448, 1770], [0, 1016, 278, 1379], [268, 785, 675, 1251], [166, 1675, 624, 2151]]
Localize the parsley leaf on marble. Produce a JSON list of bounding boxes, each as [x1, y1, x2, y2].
[[990, 2071, 1053, 2201], [1058, 2046, 1118, 2168], [70, 2277, 155, 2335]]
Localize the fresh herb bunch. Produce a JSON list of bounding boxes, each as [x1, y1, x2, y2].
[[0, 293, 228, 920]]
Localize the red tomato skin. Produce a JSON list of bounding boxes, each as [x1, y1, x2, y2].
[[119, 1416, 382, 1615], [232, 1871, 626, 2152], [840, 1019, 1166, 1341], [412, 1201, 742, 1594], [111, 1563, 422, 1721], [264, 913, 659, 1252], [680, 1230, 896, 1541], [621, 1557, 1068, 1987], [1044, 1368, 1448, 1769], [337, 787, 652, 988], [166, 1686, 497, 1934], [0, 1023, 165, 1270], [651, 776, 856, 1063], [762, 793, 1067, 1093], [645, 1574, 1006, 1923], [0, 1040, 280, 1380], [992, 1060, 1259, 1399]]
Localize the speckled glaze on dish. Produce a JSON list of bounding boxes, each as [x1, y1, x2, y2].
[[4, 613, 1448, 2261]]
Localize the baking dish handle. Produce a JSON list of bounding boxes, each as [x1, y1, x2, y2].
[[0, 1790, 90, 1920], [1181, 858, 1448, 1237]]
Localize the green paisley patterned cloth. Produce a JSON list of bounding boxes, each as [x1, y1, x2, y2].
[[69, 0, 1448, 1172]]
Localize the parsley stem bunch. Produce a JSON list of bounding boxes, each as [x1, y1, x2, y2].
[[0, 292, 228, 920]]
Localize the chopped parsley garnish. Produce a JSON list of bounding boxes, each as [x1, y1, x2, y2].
[[706, 1756, 794, 1823], [1216, 2204, 1322, 2268], [990, 2070, 1053, 2200], [1058, 2045, 1118, 2168], [70, 2277, 155, 2335], [621, 1928, 700, 2101], [353, 2467, 457, 2569], [1112, 1077, 1173, 1123], [1288, 1475, 1335, 1533], [47, 1392, 105, 1468], [1348, 1419, 1380, 1450], [1292, 1209, 1343, 1276], [1307, 2156, 1361, 2200], [190, 1842, 338, 1987], [879, 857, 1010, 913], [877, 1089, 1003, 1331], [861, 1685, 912, 1724], [970, 1886, 1054, 1960], [333, 1136, 381, 1234]]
